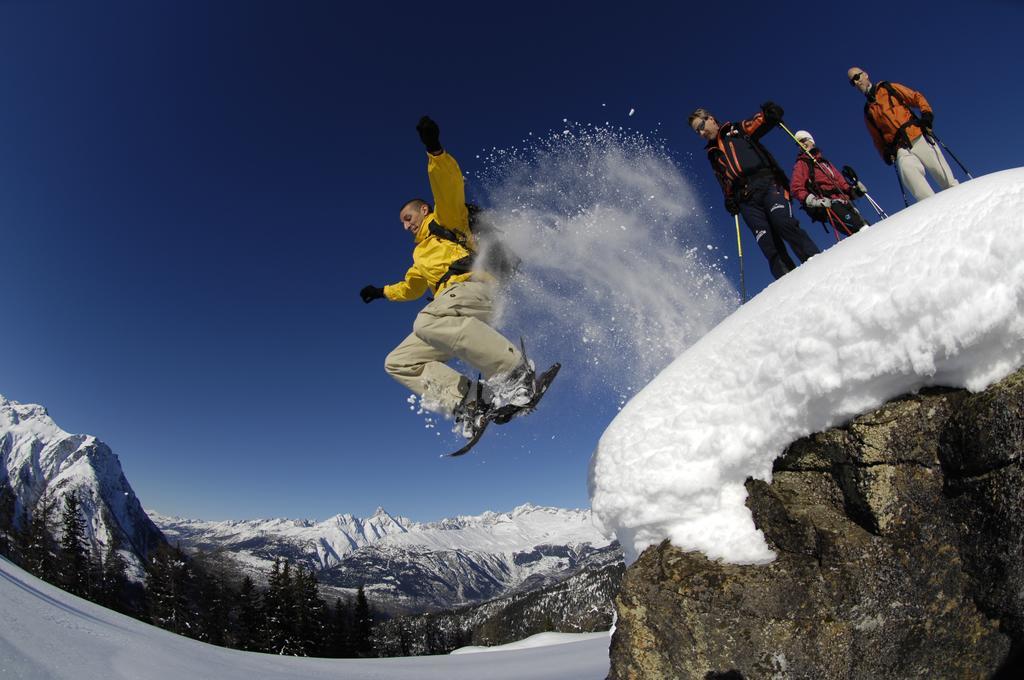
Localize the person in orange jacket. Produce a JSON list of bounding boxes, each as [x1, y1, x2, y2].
[[847, 67, 958, 202], [360, 117, 534, 438]]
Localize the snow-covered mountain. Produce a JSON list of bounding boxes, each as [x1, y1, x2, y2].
[[0, 395, 164, 575], [150, 504, 620, 612], [592, 167, 1024, 565]]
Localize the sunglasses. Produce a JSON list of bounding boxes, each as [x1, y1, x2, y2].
[[849, 72, 865, 85], [694, 118, 708, 133]]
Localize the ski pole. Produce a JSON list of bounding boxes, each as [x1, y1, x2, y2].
[[863, 193, 888, 220], [778, 121, 833, 177], [926, 130, 973, 179], [825, 207, 853, 239], [842, 165, 888, 219], [735, 214, 746, 303]]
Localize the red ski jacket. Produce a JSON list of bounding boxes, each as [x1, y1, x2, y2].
[[789, 150, 852, 203]]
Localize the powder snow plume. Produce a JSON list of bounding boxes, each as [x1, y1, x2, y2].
[[471, 122, 738, 399]]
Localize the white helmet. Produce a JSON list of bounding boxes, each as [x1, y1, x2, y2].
[[795, 130, 815, 147]]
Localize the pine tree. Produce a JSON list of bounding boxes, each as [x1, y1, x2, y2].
[[197, 567, 229, 646], [0, 479, 16, 558], [24, 491, 58, 581], [235, 575, 262, 652], [352, 585, 375, 658], [14, 504, 32, 567], [98, 538, 130, 613], [59, 491, 91, 597], [145, 544, 196, 636], [326, 597, 351, 658], [264, 559, 300, 654], [292, 566, 326, 656]]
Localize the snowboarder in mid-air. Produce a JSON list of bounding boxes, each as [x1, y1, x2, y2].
[[359, 117, 558, 456]]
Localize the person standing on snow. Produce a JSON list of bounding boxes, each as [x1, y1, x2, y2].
[[847, 67, 958, 202], [689, 103, 821, 280], [790, 130, 867, 237], [359, 117, 534, 438]]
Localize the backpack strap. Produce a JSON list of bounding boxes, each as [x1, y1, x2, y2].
[[427, 220, 476, 290], [866, 81, 921, 156], [428, 222, 472, 250], [799, 155, 816, 196]]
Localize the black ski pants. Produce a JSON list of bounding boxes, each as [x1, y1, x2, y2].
[[739, 179, 821, 280]]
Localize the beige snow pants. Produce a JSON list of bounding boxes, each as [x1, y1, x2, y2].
[[384, 280, 522, 414], [896, 134, 959, 202]]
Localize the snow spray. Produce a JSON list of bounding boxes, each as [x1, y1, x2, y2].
[[471, 122, 738, 399]]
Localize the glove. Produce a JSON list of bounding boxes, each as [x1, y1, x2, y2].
[[416, 116, 443, 154], [806, 194, 832, 209], [760, 100, 785, 124], [884, 152, 895, 166], [850, 180, 867, 198], [724, 196, 739, 216], [919, 111, 934, 130], [360, 285, 385, 304]]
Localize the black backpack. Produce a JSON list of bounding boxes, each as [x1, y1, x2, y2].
[[429, 203, 522, 285]]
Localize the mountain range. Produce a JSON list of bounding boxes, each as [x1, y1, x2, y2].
[[1, 393, 621, 616], [151, 503, 620, 613]]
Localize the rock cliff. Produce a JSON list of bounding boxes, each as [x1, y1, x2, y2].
[[610, 367, 1024, 679]]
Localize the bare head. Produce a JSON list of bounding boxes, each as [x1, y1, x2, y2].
[[688, 108, 719, 142], [847, 67, 871, 94], [399, 199, 431, 235]]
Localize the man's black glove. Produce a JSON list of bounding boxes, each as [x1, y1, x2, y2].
[[760, 100, 785, 124], [360, 285, 385, 304], [919, 111, 934, 130], [416, 116, 443, 154], [724, 196, 739, 216], [884, 152, 895, 166]]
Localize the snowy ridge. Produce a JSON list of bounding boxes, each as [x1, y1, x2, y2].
[[383, 504, 607, 552], [150, 505, 415, 570], [0, 395, 164, 573], [150, 503, 616, 611], [590, 169, 1024, 565], [151, 503, 609, 565]]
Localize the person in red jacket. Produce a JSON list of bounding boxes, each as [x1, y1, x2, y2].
[[789, 130, 866, 238], [689, 103, 820, 280], [847, 67, 958, 202]]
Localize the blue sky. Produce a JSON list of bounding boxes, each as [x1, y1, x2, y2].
[[2, 0, 1021, 523]]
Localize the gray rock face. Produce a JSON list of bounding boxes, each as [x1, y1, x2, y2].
[[610, 367, 1024, 679]]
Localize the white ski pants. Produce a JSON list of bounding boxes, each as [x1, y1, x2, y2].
[[384, 280, 523, 414], [896, 134, 959, 202]]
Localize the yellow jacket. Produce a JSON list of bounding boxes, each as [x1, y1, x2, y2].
[[384, 152, 477, 301]]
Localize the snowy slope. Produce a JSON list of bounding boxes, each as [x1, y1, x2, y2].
[[0, 556, 610, 680], [590, 169, 1024, 564], [0, 396, 163, 574]]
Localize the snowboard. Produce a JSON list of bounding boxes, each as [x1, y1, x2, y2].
[[445, 363, 561, 458]]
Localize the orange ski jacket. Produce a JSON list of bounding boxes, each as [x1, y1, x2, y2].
[[863, 81, 933, 160]]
